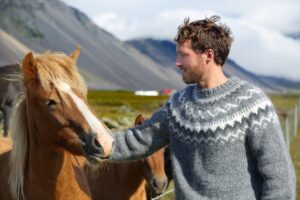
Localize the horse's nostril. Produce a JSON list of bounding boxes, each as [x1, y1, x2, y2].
[[152, 179, 158, 188], [163, 179, 168, 190], [92, 137, 101, 148], [152, 179, 168, 191]]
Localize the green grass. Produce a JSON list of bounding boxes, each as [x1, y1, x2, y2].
[[88, 90, 169, 128], [290, 125, 300, 199], [269, 94, 300, 110], [270, 94, 300, 199]]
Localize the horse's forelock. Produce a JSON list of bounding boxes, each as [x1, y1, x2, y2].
[[34, 52, 87, 98]]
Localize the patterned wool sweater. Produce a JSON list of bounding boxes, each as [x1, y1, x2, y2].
[[109, 77, 296, 200]]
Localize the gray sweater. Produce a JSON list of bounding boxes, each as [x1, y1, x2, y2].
[[109, 77, 296, 200]]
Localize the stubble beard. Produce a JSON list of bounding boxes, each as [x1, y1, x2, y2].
[[182, 68, 201, 85], [182, 73, 197, 84]]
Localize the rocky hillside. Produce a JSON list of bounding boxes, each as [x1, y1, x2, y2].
[[0, 27, 30, 65], [0, 0, 184, 90]]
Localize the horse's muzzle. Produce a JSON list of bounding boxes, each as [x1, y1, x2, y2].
[[79, 133, 107, 164]]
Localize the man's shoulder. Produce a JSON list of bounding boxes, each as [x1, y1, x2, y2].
[[236, 80, 275, 115], [239, 80, 270, 100]]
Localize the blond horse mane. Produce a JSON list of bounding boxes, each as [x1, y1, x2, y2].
[[9, 51, 87, 200], [9, 96, 27, 200]]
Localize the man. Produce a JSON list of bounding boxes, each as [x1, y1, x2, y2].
[[97, 16, 296, 199]]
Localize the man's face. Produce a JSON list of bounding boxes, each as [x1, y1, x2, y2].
[[175, 40, 207, 84]]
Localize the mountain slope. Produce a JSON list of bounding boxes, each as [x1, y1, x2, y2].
[[0, 27, 31, 65], [0, 0, 184, 90]]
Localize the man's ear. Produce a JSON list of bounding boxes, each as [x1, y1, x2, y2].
[[205, 49, 215, 64], [23, 52, 37, 83], [206, 49, 214, 60]]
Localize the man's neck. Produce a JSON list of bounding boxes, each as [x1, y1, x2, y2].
[[197, 66, 228, 89]]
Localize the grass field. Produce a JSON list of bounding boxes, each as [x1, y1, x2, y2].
[[88, 90, 169, 129], [270, 93, 300, 199]]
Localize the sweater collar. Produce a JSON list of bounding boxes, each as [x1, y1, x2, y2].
[[194, 76, 241, 98]]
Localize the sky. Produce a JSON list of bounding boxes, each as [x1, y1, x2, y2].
[[62, 0, 300, 80]]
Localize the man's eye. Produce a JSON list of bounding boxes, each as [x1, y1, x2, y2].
[[45, 99, 57, 109]]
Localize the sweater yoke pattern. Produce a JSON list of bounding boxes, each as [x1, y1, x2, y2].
[[166, 77, 277, 146]]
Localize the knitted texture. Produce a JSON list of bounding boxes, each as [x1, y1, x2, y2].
[[109, 77, 296, 200]]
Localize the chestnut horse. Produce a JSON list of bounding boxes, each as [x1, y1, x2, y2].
[[85, 114, 168, 200], [0, 48, 113, 200]]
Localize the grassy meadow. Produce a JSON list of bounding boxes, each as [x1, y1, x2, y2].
[[88, 90, 169, 129], [270, 93, 300, 199]]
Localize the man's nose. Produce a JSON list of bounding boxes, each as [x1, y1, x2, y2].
[[175, 58, 182, 68]]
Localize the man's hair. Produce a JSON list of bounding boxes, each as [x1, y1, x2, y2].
[[174, 15, 233, 66]]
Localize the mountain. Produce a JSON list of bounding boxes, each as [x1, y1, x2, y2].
[[0, 27, 31, 65], [126, 38, 300, 92], [127, 38, 177, 68], [286, 32, 300, 40], [0, 0, 184, 90]]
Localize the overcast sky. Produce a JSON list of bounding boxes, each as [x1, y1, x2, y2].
[[62, 0, 300, 80]]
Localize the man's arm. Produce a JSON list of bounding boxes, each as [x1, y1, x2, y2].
[[108, 107, 170, 162], [248, 104, 296, 200]]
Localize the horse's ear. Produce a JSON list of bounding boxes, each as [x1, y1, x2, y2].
[[69, 47, 81, 62], [23, 52, 37, 82], [134, 114, 144, 126]]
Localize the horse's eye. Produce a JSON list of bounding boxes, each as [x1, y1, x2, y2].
[[45, 99, 57, 109]]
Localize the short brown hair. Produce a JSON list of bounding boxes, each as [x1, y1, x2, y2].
[[174, 15, 233, 66]]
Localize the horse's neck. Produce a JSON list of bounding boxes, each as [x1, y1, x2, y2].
[[113, 162, 147, 199], [25, 143, 91, 200], [86, 161, 147, 200], [116, 161, 145, 185]]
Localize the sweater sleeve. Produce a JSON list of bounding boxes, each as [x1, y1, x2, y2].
[[108, 106, 169, 162], [248, 102, 296, 200]]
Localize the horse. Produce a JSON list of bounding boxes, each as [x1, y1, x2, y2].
[[0, 64, 23, 137], [85, 114, 168, 200], [135, 115, 174, 196], [0, 48, 114, 200]]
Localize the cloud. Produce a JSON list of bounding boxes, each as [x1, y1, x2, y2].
[[241, 2, 300, 34], [227, 18, 300, 80], [93, 9, 220, 40]]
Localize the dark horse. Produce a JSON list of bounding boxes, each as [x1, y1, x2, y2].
[[0, 64, 23, 136]]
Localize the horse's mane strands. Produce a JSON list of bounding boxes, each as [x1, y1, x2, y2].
[[9, 95, 27, 200]]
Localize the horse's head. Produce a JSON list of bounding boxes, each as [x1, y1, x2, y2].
[[134, 115, 168, 196], [21, 48, 112, 163]]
